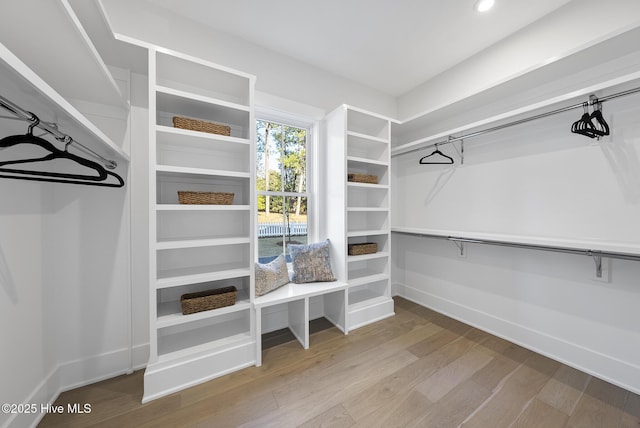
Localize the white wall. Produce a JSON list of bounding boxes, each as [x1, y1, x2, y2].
[[0, 181, 54, 428], [100, 0, 397, 119], [0, 175, 134, 428]]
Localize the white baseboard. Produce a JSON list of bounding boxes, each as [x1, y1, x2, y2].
[[394, 282, 640, 395], [4, 343, 149, 428]]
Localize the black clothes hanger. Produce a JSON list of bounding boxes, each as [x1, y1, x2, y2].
[[0, 117, 124, 187], [571, 102, 599, 139], [419, 144, 454, 165]]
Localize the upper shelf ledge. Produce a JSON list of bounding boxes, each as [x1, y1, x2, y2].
[[0, 41, 129, 163], [0, 0, 127, 108], [391, 70, 640, 157]]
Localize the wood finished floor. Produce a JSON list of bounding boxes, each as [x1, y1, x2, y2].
[[39, 297, 640, 427]]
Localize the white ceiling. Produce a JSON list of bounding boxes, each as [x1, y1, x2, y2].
[[146, 0, 574, 96]]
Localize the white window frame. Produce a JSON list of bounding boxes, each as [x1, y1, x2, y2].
[[255, 107, 318, 262]]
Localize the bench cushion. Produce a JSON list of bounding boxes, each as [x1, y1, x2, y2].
[[255, 254, 290, 296], [289, 239, 337, 284]]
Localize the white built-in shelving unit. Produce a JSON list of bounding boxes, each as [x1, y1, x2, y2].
[[144, 48, 256, 402], [323, 105, 395, 331]]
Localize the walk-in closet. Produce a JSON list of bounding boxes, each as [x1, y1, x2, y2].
[[2, 1, 640, 427]]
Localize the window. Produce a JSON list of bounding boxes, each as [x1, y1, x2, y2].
[[256, 118, 311, 263]]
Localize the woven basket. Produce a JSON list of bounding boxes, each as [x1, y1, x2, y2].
[[178, 191, 234, 205], [173, 116, 231, 136], [348, 242, 378, 256], [181, 286, 237, 315], [348, 173, 378, 184]]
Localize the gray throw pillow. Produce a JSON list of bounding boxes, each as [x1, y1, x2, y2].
[[289, 239, 337, 284], [255, 255, 290, 296]]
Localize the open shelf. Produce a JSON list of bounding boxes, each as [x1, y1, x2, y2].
[[348, 251, 390, 263], [347, 156, 389, 167], [156, 165, 250, 179], [156, 50, 252, 107], [347, 229, 389, 238], [157, 209, 250, 243], [349, 290, 389, 311], [348, 210, 389, 234], [0, 41, 129, 164], [157, 311, 252, 361], [0, 1, 125, 108], [347, 162, 389, 186], [156, 172, 250, 206], [157, 297, 251, 329], [156, 126, 250, 173], [156, 204, 251, 212], [346, 107, 390, 140], [156, 236, 250, 250], [156, 265, 252, 290], [156, 88, 250, 138], [347, 184, 389, 210]]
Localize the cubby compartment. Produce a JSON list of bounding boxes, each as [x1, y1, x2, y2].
[[347, 210, 389, 235], [156, 127, 250, 173], [347, 256, 389, 285], [157, 209, 250, 243], [156, 277, 250, 327], [348, 233, 389, 254], [347, 159, 389, 185], [349, 279, 389, 309], [156, 243, 251, 284], [347, 132, 389, 163], [156, 91, 250, 139], [347, 185, 389, 209], [347, 279, 393, 331], [157, 309, 252, 359], [156, 172, 250, 206], [156, 51, 251, 107], [347, 108, 389, 140]]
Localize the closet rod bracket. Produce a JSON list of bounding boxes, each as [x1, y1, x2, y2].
[[448, 136, 464, 165], [591, 252, 603, 278], [454, 240, 465, 256]]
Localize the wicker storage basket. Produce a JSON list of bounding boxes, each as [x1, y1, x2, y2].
[[348, 242, 378, 256], [178, 191, 234, 205], [348, 173, 378, 184], [173, 116, 231, 136], [181, 286, 237, 315]]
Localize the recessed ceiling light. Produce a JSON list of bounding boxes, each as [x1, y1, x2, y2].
[[475, 0, 495, 12]]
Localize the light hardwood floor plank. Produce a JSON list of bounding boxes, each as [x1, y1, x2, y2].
[[460, 353, 560, 428], [620, 390, 640, 428], [511, 398, 569, 428], [567, 377, 628, 428], [409, 379, 492, 428], [538, 364, 591, 416], [297, 404, 356, 428], [415, 347, 493, 402]]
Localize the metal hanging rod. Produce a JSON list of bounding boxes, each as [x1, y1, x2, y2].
[[0, 95, 118, 169], [393, 230, 640, 277], [395, 85, 640, 157]]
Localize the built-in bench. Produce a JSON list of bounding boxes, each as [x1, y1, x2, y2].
[[253, 281, 349, 366]]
